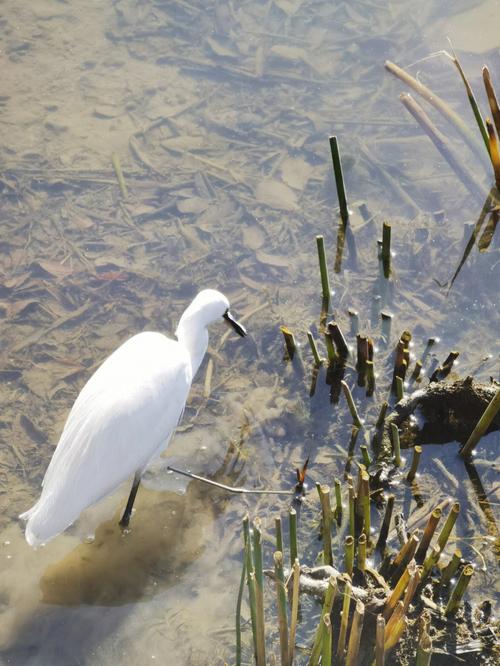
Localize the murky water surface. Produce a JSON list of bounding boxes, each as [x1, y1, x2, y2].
[[1, 1, 499, 664]]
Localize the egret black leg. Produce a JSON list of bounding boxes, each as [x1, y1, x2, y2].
[[119, 472, 141, 528]]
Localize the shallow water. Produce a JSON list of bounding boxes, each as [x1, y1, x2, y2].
[[1, 0, 499, 664]]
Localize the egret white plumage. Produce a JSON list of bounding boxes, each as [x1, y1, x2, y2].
[[20, 289, 246, 547]]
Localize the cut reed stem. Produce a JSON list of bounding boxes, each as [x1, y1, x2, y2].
[[415, 508, 442, 564], [317, 483, 333, 566], [289, 507, 298, 568], [309, 576, 337, 665], [252, 520, 266, 665], [329, 135, 349, 224], [381, 222, 391, 278], [345, 535, 355, 577], [316, 235, 331, 305], [336, 579, 352, 660], [375, 615, 386, 666], [341, 380, 363, 428], [390, 423, 402, 467], [307, 331, 322, 366], [273, 552, 289, 666], [445, 564, 474, 615], [460, 388, 500, 457], [376, 494, 395, 551], [406, 446, 422, 482], [280, 326, 297, 360], [441, 549, 462, 586], [436, 502, 460, 551], [416, 629, 432, 666], [345, 600, 364, 666], [288, 560, 300, 666]]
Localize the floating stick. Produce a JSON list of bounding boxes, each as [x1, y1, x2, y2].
[[316, 235, 331, 305], [445, 564, 474, 615], [329, 135, 349, 224], [406, 446, 422, 482], [460, 388, 500, 457]]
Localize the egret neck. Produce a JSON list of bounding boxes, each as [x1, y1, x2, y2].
[[175, 317, 209, 377]]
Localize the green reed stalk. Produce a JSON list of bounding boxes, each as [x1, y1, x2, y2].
[[289, 560, 300, 666], [345, 535, 355, 577], [360, 445, 371, 468], [437, 502, 460, 550], [358, 533, 367, 572], [275, 517, 283, 555], [321, 615, 332, 666], [460, 388, 500, 457], [406, 445, 422, 482], [325, 330, 336, 364], [317, 483, 333, 566], [381, 222, 391, 278], [341, 380, 362, 427], [243, 516, 258, 658], [316, 235, 331, 305], [334, 478, 343, 523], [401, 564, 422, 614], [336, 579, 352, 661], [376, 401, 389, 428], [366, 360, 375, 396], [375, 615, 386, 666], [329, 135, 349, 224], [390, 423, 401, 467], [309, 576, 337, 665], [451, 52, 490, 155], [441, 549, 462, 586], [111, 153, 128, 198], [395, 376, 404, 401], [421, 545, 441, 581], [445, 564, 474, 615], [252, 520, 266, 665], [384, 600, 404, 646], [235, 554, 246, 666], [273, 552, 289, 666], [289, 507, 298, 567], [307, 331, 322, 366], [348, 486, 356, 539], [416, 629, 432, 666]]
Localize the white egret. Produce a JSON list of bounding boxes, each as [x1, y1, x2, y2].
[[20, 289, 247, 547]]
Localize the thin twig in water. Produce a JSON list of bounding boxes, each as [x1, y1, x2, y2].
[[166, 465, 294, 495]]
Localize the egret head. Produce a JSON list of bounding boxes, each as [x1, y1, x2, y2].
[[176, 289, 247, 337]]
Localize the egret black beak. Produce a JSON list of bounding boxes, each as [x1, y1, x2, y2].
[[223, 309, 247, 337]]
